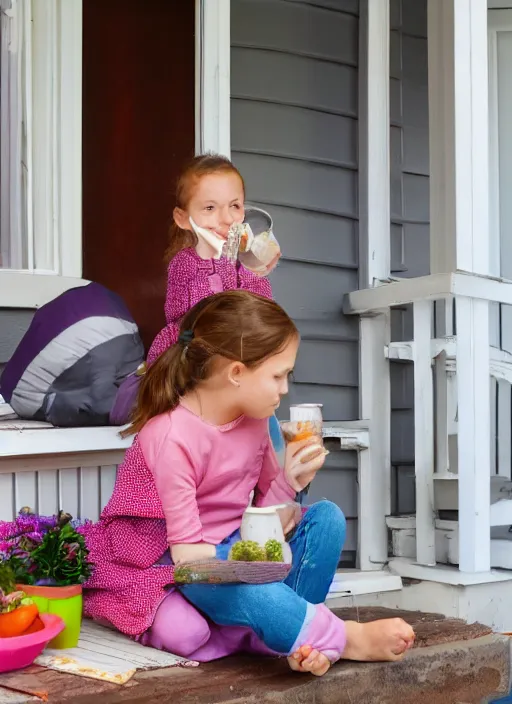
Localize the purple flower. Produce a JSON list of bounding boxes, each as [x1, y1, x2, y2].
[[0, 514, 58, 542], [0, 509, 92, 586], [34, 578, 57, 586]]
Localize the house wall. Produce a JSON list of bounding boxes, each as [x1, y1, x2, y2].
[[389, 0, 430, 513], [0, 310, 33, 379], [230, 0, 360, 560], [231, 0, 430, 530]]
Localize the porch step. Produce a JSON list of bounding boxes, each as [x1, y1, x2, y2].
[[327, 569, 402, 598], [388, 515, 512, 570], [2, 608, 506, 703]]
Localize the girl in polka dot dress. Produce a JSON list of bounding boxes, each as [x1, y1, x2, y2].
[[84, 291, 415, 676], [146, 153, 278, 366]]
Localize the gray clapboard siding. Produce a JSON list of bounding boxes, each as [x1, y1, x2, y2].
[[231, 0, 359, 557], [389, 0, 430, 512], [250, 203, 358, 268], [232, 49, 357, 117], [231, 0, 358, 65], [279, 0, 359, 15], [0, 310, 34, 378], [232, 102, 357, 168], [236, 153, 357, 217], [270, 261, 358, 320]]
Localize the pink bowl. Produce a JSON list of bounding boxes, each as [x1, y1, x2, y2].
[[0, 613, 65, 673]]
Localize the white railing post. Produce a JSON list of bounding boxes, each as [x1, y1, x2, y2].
[[413, 300, 436, 565], [428, 0, 491, 572], [357, 0, 390, 569]]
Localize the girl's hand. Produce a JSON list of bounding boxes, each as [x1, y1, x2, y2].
[[263, 252, 281, 275], [251, 252, 281, 277], [284, 438, 326, 492], [171, 542, 216, 565], [276, 502, 302, 535]]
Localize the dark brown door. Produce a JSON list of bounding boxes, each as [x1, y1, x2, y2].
[[82, 0, 195, 350]]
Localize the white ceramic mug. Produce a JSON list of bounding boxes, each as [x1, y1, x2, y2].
[[240, 506, 292, 563]]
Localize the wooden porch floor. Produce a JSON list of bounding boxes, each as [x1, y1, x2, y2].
[[0, 608, 509, 704]]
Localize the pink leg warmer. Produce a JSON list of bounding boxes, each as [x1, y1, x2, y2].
[[290, 603, 347, 663]]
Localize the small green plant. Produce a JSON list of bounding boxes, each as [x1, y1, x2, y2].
[[264, 539, 284, 562], [229, 540, 267, 562], [228, 539, 284, 562]]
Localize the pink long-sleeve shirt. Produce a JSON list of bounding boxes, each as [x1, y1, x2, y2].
[[138, 404, 295, 545], [83, 404, 295, 636], [147, 248, 272, 365]]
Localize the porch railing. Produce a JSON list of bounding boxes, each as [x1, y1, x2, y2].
[[345, 269, 512, 574]]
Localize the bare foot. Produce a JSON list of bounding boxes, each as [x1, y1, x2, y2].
[[343, 618, 415, 662], [287, 644, 331, 676]]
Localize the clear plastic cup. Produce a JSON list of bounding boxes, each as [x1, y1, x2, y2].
[[224, 207, 281, 275], [281, 404, 325, 463]]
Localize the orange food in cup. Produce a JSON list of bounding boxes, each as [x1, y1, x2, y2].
[[293, 430, 315, 442]]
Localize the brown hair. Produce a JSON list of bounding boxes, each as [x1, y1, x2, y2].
[[125, 290, 297, 436], [164, 153, 245, 264]]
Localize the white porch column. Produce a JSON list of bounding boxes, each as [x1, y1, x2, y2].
[[195, 0, 230, 157], [428, 0, 491, 572], [357, 0, 390, 570]]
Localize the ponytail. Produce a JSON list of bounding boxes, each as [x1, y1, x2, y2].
[[122, 344, 183, 437], [164, 222, 197, 265]]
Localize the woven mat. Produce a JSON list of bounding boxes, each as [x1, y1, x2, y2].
[[34, 619, 197, 685]]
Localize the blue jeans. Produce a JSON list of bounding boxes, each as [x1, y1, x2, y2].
[[180, 500, 346, 654]]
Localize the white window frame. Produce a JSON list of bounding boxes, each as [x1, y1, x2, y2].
[[488, 9, 512, 277], [0, 0, 84, 308], [2, 0, 229, 309], [195, 0, 230, 157]]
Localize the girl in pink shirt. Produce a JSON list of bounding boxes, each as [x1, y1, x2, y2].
[[84, 290, 415, 676]]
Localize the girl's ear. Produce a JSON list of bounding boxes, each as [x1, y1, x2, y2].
[[227, 361, 244, 387], [174, 207, 190, 231]]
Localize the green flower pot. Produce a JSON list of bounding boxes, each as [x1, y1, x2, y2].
[[17, 584, 82, 649]]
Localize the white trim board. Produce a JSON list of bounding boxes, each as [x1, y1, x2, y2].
[[389, 557, 512, 586], [0, 423, 132, 458], [326, 570, 402, 598], [345, 271, 512, 315], [0, 270, 89, 308], [195, 0, 230, 156], [387, 338, 512, 384]]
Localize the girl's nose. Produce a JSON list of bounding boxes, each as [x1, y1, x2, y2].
[[221, 208, 235, 226]]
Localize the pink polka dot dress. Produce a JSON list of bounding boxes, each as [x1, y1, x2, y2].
[[147, 248, 272, 364]]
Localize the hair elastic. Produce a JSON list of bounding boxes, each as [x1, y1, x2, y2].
[[178, 329, 194, 362], [178, 330, 194, 347]]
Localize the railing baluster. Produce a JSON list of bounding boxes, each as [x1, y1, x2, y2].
[[413, 300, 436, 566], [456, 295, 491, 572]]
